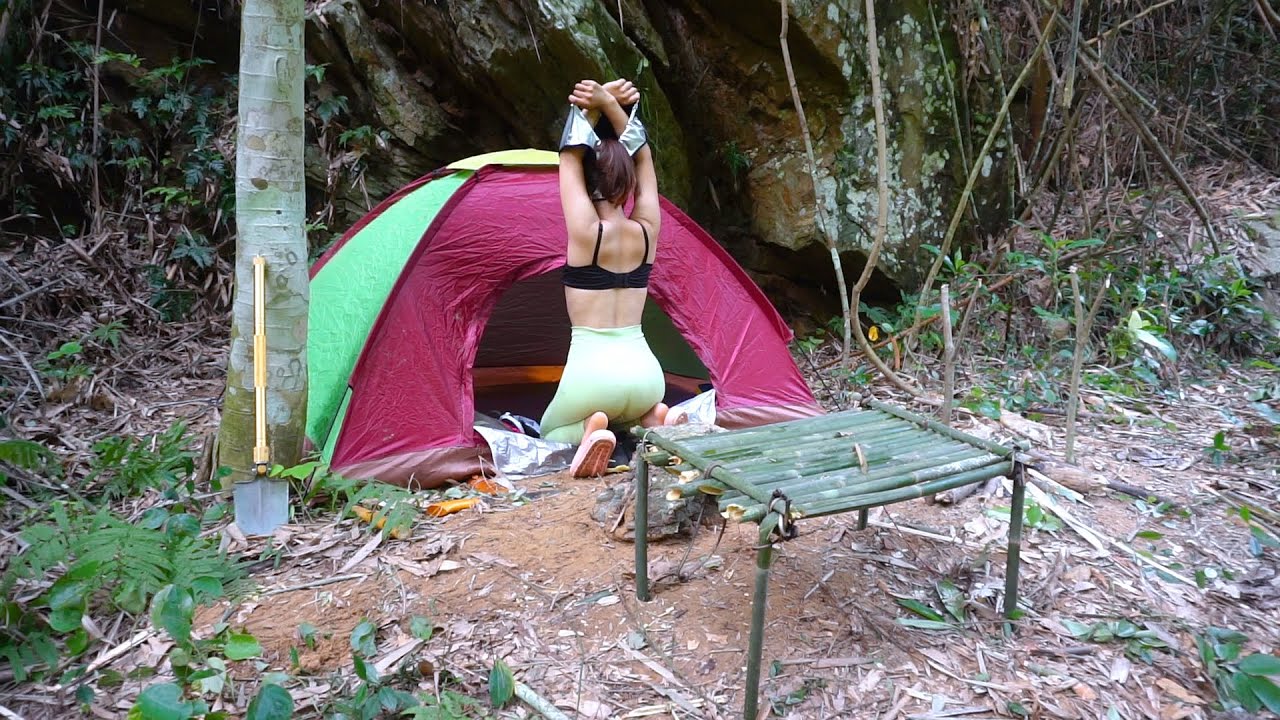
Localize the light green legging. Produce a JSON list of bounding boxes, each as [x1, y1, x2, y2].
[[540, 325, 665, 444]]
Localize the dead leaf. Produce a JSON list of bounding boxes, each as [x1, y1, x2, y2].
[[1155, 678, 1204, 705], [1073, 683, 1098, 701]]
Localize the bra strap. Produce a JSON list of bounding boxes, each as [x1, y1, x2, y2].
[[641, 224, 650, 263], [591, 223, 603, 265]]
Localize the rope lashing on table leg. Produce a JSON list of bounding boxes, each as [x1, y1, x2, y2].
[[763, 489, 798, 544]]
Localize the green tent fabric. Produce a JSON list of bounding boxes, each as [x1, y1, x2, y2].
[[306, 172, 468, 446]]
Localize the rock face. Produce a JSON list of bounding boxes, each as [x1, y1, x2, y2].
[[78, 0, 985, 288]]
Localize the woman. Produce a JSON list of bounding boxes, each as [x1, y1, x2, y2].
[[540, 79, 682, 477]]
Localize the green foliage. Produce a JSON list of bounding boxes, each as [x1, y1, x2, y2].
[[1, 504, 242, 681], [0, 24, 234, 318], [401, 691, 491, 720], [1061, 619, 1170, 663], [87, 422, 197, 501], [894, 579, 971, 631], [1198, 628, 1280, 714], [37, 341, 92, 381], [330, 622, 419, 720], [488, 658, 515, 708], [0, 438, 59, 481], [297, 463, 420, 539]]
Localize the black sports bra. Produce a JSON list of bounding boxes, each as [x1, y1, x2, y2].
[[562, 223, 653, 290]]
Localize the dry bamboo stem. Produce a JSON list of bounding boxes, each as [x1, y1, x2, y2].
[[780, 0, 853, 367], [849, 0, 921, 396], [913, 11, 1059, 341], [941, 284, 956, 426], [1065, 270, 1110, 464]]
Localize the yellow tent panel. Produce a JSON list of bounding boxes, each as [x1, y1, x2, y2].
[[447, 149, 558, 170]]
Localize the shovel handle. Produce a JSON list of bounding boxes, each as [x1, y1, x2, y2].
[[252, 256, 270, 471]]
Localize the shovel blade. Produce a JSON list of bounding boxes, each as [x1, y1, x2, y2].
[[233, 479, 290, 536]]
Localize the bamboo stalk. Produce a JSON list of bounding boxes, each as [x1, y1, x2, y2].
[[714, 443, 990, 503], [740, 463, 1012, 522], [695, 419, 916, 460], [696, 424, 926, 468], [664, 435, 962, 500], [1065, 271, 1109, 463], [941, 284, 956, 426], [657, 427, 928, 479], [750, 455, 1008, 510], [678, 410, 895, 452], [638, 432, 772, 505], [867, 400, 1017, 457], [743, 516, 779, 720], [635, 456, 650, 601]]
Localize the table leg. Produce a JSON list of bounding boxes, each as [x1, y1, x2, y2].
[[1003, 464, 1026, 620], [856, 508, 869, 530], [635, 455, 651, 602], [744, 514, 779, 720]]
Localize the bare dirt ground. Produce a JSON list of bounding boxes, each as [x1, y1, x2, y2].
[[35, 356, 1276, 720]]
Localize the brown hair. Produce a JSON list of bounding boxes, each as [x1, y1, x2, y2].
[[584, 138, 636, 206]]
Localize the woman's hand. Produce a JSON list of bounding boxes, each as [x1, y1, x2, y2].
[[603, 78, 639, 108], [568, 80, 618, 111]]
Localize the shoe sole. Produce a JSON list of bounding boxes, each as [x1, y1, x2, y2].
[[572, 435, 615, 477]]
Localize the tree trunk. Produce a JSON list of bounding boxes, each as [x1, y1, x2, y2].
[[218, 0, 308, 489]]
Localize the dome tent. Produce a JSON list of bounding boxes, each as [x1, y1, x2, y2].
[[306, 149, 821, 487]]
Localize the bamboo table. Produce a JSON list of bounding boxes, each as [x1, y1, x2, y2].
[[631, 401, 1026, 720]]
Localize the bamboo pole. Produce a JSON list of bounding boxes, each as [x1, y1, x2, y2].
[[741, 462, 1012, 521], [1002, 465, 1027, 620], [695, 419, 915, 461], [1065, 271, 1110, 464], [706, 440, 972, 502], [678, 410, 893, 453], [867, 401, 1017, 457], [514, 682, 572, 720], [635, 455, 651, 602], [637, 432, 772, 505], [654, 427, 934, 483], [694, 425, 927, 470], [730, 456, 1008, 516], [712, 442, 984, 503], [941, 284, 956, 426], [743, 514, 780, 720]]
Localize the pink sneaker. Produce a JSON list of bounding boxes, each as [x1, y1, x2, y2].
[[571, 429, 616, 478]]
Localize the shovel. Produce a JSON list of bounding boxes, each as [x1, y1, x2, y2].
[[233, 255, 289, 535]]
